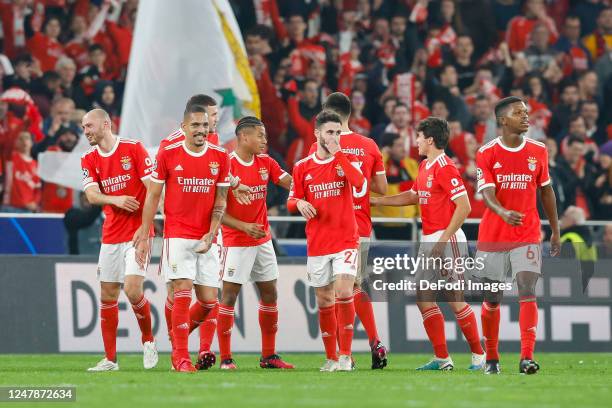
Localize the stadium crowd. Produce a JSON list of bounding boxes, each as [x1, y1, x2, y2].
[[0, 0, 610, 224]]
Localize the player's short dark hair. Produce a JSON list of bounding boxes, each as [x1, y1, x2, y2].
[[381, 132, 400, 148], [417, 117, 450, 149], [186, 94, 217, 111], [315, 110, 342, 129], [88, 44, 104, 54], [183, 104, 207, 119], [235, 116, 264, 136], [567, 136, 585, 146], [323, 92, 351, 120], [494, 96, 524, 123]]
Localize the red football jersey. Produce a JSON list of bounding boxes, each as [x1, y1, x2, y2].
[[289, 153, 360, 256], [158, 129, 219, 150], [222, 152, 289, 246], [152, 141, 230, 239], [476, 137, 550, 249], [412, 154, 467, 235], [308, 131, 385, 238], [2, 152, 41, 209], [81, 137, 154, 244], [41, 146, 73, 213]]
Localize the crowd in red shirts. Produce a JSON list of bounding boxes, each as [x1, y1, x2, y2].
[[0, 0, 610, 221]]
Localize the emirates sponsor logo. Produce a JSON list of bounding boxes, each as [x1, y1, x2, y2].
[[496, 173, 533, 190], [308, 180, 345, 199], [100, 174, 131, 193], [178, 177, 215, 193]]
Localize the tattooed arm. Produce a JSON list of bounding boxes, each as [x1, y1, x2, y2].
[[195, 186, 228, 253]]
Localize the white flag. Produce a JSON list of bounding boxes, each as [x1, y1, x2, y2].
[[39, 0, 259, 190]]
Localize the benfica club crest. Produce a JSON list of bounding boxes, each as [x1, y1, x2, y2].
[[120, 156, 132, 171], [527, 157, 537, 172], [209, 161, 220, 175], [335, 164, 344, 177], [426, 174, 434, 188], [259, 167, 269, 181]]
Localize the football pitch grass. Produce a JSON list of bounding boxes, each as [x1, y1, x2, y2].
[[1, 353, 611, 408]]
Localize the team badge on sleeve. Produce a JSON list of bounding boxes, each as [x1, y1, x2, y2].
[[209, 161, 219, 175], [335, 164, 344, 177], [259, 168, 269, 181], [120, 156, 132, 171], [527, 157, 537, 172]]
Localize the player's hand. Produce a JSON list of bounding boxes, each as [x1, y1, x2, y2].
[[296, 199, 317, 220], [131, 225, 148, 246], [326, 137, 341, 155], [429, 241, 447, 261], [135, 238, 150, 269], [232, 184, 252, 205], [550, 231, 561, 257], [242, 223, 267, 239], [500, 209, 524, 226], [112, 195, 140, 212], [194, 232, 214, 254]]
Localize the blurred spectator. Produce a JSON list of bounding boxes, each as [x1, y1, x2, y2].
[[29, 70, 62, 117], [79, 44, 117, 97], [41, 97, 78, 140], [40, 127, 77, 214], [592, 141, 612, 220], [467, 95, 497, 144], [371, 132, 419, 239], [92, 81, 120, 132], [348, 90, 371, 137], [506, 0, 559, 54], [581, 100, 607, 146], [560, 114, 600, 156], [26, 16, 64, 72], [64, 192, 102, 255], [543, 137, 566, 214], [556, 136, 597, 217], [555, 15, 592, 76], [55, 57, 88, 109], [384, 102, 419, 159], [0, 0, 44, 59], [1, 131, 40, 212], [370, 96, 397, 144], [549, 80, 581, 140], [577, 69, 601, 106], [3, 53, 38, 92], [559, 205, 597, 290], [524, 23, 558, 73], [582, 8, 612, 61], [426, 64, 470, 128], [450, 35, 476, 92]]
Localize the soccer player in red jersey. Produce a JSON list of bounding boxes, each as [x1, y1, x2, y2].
[[80, 109, 158, 372], [308, 92, 389, 369], [288, 110, 366, 372], [216, 116, 294, 370], [371, 117, 485, 371], [157, 95, 247, 370], [134, 105, 230, 372], [474, 96, 560, 375]]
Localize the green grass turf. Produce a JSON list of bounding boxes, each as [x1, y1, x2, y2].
[[0, 353, 610, 408]]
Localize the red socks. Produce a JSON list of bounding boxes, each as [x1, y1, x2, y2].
[[199, 302, 218, 352], [100, 301, 119, 362], [519, 297, 538, 360], [259, 302, 278, 358], [130, 295, 154, 344], [164, 296, 173, 343], [336, 297, 355, 356], [172, 290, 192, 359], [422, 306, 449, 359], [481, 302, 500, 361], [319, 305, 338, 360], [188, 300, 216, 333], [454, 304, 484, 355], [353, 288, 380, 347], [217, 304, 235, 361]]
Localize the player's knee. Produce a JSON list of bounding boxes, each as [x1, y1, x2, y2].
[[221, 292, 238, 306], [123, 286, 143, 304], [260, 289, 277, 304]]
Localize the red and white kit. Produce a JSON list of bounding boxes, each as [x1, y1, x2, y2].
[[151, 140, 230, 287], [220, 152, 289, 284], [475, 137, 550, 281], [289, 152, 364, 287], [81, 137, 154, 282], [411, 153, 469, 280]]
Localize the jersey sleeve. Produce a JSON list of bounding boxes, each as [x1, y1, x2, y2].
[[269, 156, 289, 183], [476, 149, 495, 192], [288, 163, 305, 201], [217, 152, 231, 187], [134, 141, 154, 180], [81, 154, 99, 191], [370, 140, 386, 176], [537, 148, 551, 187], [151, 149, 167, 184], [438, 164, 467, 200]]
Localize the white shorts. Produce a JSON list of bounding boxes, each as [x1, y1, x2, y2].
[[306, 248, 358, 287], [220, 240, 279, 285], [97, 241, 148, 283], [356, 238, 370, 284], [474, 244, 542, 282], [163, 238, 221, 287], [415, 229, 468, 283]]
